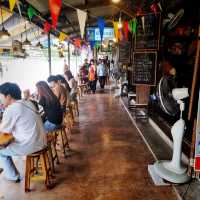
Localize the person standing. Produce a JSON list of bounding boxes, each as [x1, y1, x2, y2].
[[88, 59, 97, 94], [97, 59, 107, 89]]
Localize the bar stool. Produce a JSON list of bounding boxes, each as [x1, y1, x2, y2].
[[55, 125, 70, 158], [47, 132, 59, 173], [70, 100, 79, 117], [25, 146, 53, 192]]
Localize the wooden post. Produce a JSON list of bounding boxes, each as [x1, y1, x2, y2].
[[48, 33, 52, 75], [188, 25, 200, 120]]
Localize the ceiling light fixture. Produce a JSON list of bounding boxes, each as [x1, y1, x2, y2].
[[112, 0, 121, 3], [35, 27, 43, 49], [22, 22, 32, 47], [0, 8, 11, 40]]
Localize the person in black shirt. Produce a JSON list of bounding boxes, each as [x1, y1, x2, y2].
[[36, 81, 63, 133]]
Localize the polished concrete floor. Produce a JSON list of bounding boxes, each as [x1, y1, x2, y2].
[[0, 90, 177, 200]]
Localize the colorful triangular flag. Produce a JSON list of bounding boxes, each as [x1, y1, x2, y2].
[[77, 9, 87, 39], [27, 6, 37, 21], [97, 17, 105, 41], [9, 0, 16, 12], [49, 0, 62, 29]]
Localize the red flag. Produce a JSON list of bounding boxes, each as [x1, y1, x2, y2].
[[123, 21, 129, 40], [74, 38, 81, 48], [49, 0, 62, 29], [44, 21, 51, 33]]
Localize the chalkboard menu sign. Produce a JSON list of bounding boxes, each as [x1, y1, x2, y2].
[[132, 52, 157, 85], [135, 13, 160, 50], [118, 41, 131, 63]]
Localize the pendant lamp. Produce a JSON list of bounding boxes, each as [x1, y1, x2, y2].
[[22, 22, 32, 47]]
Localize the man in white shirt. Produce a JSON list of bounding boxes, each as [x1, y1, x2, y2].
[[0, 82, 46, 182]]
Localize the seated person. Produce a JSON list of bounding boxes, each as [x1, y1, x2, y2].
[[23, 89, 39, 111], [36, 81, 63, 133], [56, 74, 71, 93], [47, 75, 68, 111], [0, 82, 46, 182], [64, 70, 78, 102]]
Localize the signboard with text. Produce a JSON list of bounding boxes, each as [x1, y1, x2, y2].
[[86, 27, 114, 41]]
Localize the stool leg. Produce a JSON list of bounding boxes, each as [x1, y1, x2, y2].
[[53, 134, 60, 164], [47, 144, 55, 173], [75, 101, 79, 116], [25, 157, 31, 192], [40, 153, 51, 188]]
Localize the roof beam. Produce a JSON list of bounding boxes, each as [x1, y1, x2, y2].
[[62, 0, 111, 11]]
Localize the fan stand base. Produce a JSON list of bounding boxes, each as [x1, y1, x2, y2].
[[154, 160, 191, 184]]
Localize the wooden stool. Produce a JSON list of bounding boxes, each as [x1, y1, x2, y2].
[[47, 132, 59, 173], [70, 100, 79, 117], [56, 125, 70, 158], [25, 147, 53, 192]]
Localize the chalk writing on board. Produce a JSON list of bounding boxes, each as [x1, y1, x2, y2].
[[133, 52, 157, 85], [135, 14, 160, 50], [118, 41, 131, 63]]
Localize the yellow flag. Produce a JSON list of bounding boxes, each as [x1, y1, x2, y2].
[[59, 32, 67, 41], [9, 0, 16, 12], [113, 21, 119, 42]]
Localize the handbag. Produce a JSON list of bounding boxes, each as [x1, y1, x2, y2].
[[0, 133, 14, 149]]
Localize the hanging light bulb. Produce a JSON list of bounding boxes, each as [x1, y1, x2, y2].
[[118, 12, 122, 29], [0, 8, 11, 40], [113, 37, 117, 42], [112, 0, 121, 3], [35, 27, 43, 49], [22, 22, 32, 48]]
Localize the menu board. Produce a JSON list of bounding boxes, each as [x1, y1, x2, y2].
[[118, 41, 131, 63], [132, 52, 157, 85], [135, 13, 160, 50]]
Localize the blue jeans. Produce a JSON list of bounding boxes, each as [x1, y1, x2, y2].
[[0, 148, 20, 181], [44, 120, 60, 133]]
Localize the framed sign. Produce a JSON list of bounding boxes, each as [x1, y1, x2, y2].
[[135, 13, 161, 50], [132, 51, 157, 85], [118, 41, 131, 64], [86, 27, 114, 41]]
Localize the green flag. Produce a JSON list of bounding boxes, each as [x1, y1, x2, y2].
[[28, 6, 37, 21]]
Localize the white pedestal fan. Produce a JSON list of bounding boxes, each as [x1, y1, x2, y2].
[[153, 76, 191, 183]]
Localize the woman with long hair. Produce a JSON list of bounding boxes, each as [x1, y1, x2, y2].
[[36, 81, 63, 132]]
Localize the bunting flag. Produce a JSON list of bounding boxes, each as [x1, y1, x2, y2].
[[150, 3, 158, 14], [113, 21, 119, 42], [76, 9, 87, 39], [97, 17, 105, 41], [28, 6, 37, 21], [74, 38, 81, 48], [49, 0, 62, 29], [141, 16, 145, 33], [9, 0, 16, 12], [16, 0, 22, 17], [128, 19, 137, 35], [123, 21, 129, 40], [89, 41, 96, 49], [157, 2, 162, 11], [95, 42, 101, 49], [59, 32, 68, 41], [44, 21, 51, 33]]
